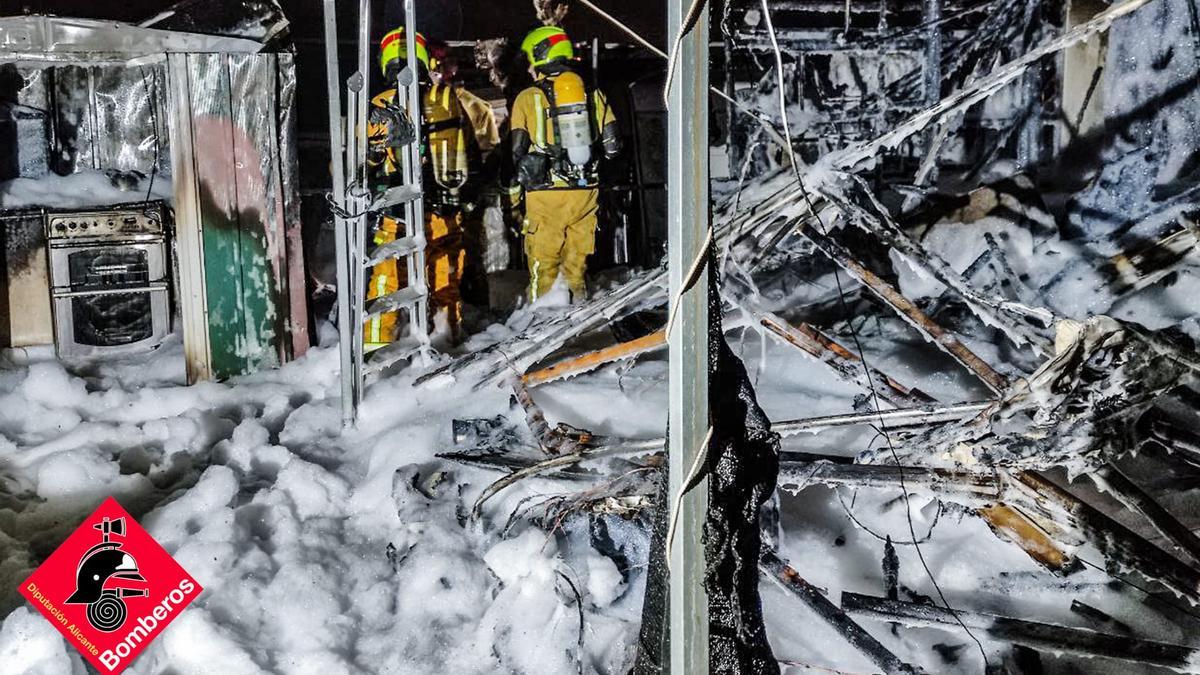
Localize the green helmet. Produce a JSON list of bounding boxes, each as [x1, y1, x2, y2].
[[520, 26, 574, 70]]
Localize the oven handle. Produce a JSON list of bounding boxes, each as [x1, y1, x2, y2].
[[48, 234, 165, 247], [52, 282, 169, 298]]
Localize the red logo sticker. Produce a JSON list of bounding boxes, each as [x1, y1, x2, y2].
[[19, 497, 203, 673]]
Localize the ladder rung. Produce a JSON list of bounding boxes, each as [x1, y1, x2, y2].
[[364, 338, 425, 376], [370, 185, 422, 211], [365, 236, 423, 266], [364, 285, 427, 319]]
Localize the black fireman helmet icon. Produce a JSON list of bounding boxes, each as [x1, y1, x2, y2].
[[64, 517, 148, 632]]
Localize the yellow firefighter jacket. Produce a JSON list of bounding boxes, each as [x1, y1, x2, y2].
[[509, 72, 619, 191]]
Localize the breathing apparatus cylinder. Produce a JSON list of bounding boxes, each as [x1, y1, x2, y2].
[[423, 82, 467, 192], [551, 71, 592, 167]]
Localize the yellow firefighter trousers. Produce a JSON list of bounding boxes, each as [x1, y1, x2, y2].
[[365, 215, 401, 349], [365, 211, 465, 346], [524, 188, 599, 301], [427, 210, 465, 341]]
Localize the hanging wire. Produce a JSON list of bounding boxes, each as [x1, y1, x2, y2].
[[139, 67, 161, 205], [575, 0, 791, 149], [756, 0, 991, 666], [837, 487, 944, 545]]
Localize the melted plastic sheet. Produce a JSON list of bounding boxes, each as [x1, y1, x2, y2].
[[0, 15, 262, 58], [633, 261, 780, 674], [0, 12, 275, 183], [141, 0, 289, 46]]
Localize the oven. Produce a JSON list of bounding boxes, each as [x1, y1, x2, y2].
[[46, 204, 171, 357]]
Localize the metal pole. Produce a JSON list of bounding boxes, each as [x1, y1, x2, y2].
[[667, 0, 709, 671], [722, 1, 739, 174], [352, 0, 371, 392], [1018, 0, 1042, 169], [923, 0, 942, 174], [322, 0, 356, 427], [403, 0, 428, 340], [923, 0, 942, 105]]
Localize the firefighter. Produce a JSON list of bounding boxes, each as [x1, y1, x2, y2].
[[369, 28, 480, 346], [427, 39, 498, 306], [428, 40, 501, 157], [510, 26, 620, 304], [363, 27, 424, 350]]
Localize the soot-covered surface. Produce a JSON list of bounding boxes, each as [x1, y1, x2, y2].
[[633, 256, 780, 674]]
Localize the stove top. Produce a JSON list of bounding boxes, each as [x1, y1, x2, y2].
[[46, 203, 164, 240]]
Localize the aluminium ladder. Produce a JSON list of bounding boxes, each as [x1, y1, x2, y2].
[[323, 0, 430, 426]]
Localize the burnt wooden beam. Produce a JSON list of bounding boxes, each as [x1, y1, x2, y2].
[[775, 459, 1075, 572], [1070, 599, 1134, 636], [755, 308, 935, 408], [1091, 463, 1200, 568], [774, 401, 991, 437], [978, 503, 1077, 572], [522, 329, 667, 387], [778, 460, 1000, 501], [802, 226, 1009, 393], [1012, 471, 1200, 604], [761, 550, 920, 674], [843, 591, 1200, 670]]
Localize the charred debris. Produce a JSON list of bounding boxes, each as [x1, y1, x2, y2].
[[427, 0, 1200, 671]]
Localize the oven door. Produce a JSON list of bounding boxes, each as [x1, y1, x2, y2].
[[48, 241, 166, 292], [52, 284, 171, 358]]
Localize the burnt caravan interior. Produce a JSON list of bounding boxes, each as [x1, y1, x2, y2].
[[4, 1, 1200, 673], [0, 14, 309, 382]]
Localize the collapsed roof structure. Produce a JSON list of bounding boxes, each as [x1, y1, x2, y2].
[[2, 0, 1199, 672], [425, 0, 1200, 670]]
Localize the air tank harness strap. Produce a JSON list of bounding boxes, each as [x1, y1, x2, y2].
[[423, 118, 462, 135], [533, 87, 549, 148], [551, 102, 589, 117]]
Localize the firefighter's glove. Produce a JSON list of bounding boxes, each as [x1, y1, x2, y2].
[[600, 123, 622, 160], [504, 183, 523, 203], [504, 184, 524, 222], [516, 153, 550, 190]]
